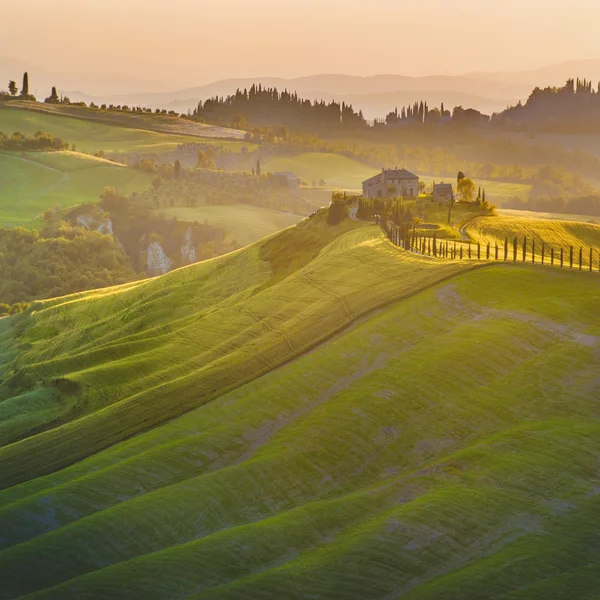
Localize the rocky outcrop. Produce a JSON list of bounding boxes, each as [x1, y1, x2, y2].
[[146, 241, 172, 276]]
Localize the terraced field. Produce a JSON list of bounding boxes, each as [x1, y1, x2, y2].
[[0, 107, 252, 154], [0, 150, 151, 227], [466, 215, 600, 267], [1, 214, 599, 599]]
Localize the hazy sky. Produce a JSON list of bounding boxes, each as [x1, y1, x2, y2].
[[4, 0, 600, 84]]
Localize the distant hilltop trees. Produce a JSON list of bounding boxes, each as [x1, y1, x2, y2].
[[1, 72, 36, 101], [192, 85, 369, 134], [3, 72, 600, 134], [493, 78, 600, 132]]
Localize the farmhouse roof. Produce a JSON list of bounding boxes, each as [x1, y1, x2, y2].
[[363, 168, 418, 184], [434, 183, 453, 189]]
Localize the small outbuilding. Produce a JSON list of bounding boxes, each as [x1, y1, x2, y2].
[[433, 183, 454, 203]]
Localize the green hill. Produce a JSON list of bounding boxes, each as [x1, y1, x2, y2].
[[0, 150, 151, 227], [0, 107, 251, 155], [466, 214, 600, 266], [158, 204, 304, 246], [0, 214, 599, 599], [419, 174, 532, 203], [263, 152, 375, 189]]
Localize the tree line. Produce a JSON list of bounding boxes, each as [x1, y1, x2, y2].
[[192, 85, 368, 133], [0, 130, 69, 151]]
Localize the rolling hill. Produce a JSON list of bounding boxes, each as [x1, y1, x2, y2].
[[466, 215, 600, 266], [0, 107, 248, 155], [262, 153, 376, 190], [0, 211, 599, 598], [0, 150, 151, 227], [158, 204, 304, 247]]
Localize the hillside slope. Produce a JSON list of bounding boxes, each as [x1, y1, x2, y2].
[[466, 215, 600, 266], [0, 150, 151, 227], [0, 214, 475, 487], [0, 248, 598, 598], [0, 107, 248, 155], [1, 102, 245, 141]]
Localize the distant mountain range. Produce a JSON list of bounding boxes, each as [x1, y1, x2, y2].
[[2, 57, 599, 120]]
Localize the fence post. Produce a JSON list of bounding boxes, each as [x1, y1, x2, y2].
[[504, 237, 508, 262], [541, 242, 545, 265], [468, 242, 472, 259], [550, 247, 554, 267], [460, 246, 463, 260], [454, 241, 457, 260], [570, 246, 573, 269], [522, 236, 527, 263], [433, 233, 437, 257], [495, 242, 498, 261], [445, 242, 449, 258], [513, 238, 517, 262], [579, 246, 583, 271]]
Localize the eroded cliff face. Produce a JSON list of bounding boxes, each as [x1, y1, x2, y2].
[[180, 227, 197, 265], [145, 241, 173, 276]]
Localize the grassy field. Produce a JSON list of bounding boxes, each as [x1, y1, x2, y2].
[[258, 156, 533, 202], [0, 150, 151, 227], [0, 220, 598, 597], [158, 204, 304, 246], [0, 108, 254, 154], [263, 152, 375, 189], [466, 214, 600, 266], [498, 207, 599, 224], [420, 174, 532, 203]]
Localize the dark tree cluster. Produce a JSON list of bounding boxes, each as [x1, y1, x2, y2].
[[192, 85, 368, 134], [0, 223, 136, 305], [0, 130, 69, 151], [494, 78, 600, 131]]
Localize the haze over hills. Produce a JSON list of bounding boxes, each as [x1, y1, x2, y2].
[[3, 56, 600, 119]]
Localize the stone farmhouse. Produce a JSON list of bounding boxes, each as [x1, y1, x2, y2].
[[433, 183, 454, 203], [362, 168, 419, 199]]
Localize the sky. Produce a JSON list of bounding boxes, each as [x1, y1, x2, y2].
[[3, 0, 600, 86]]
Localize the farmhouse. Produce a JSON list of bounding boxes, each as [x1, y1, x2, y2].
[[362, 168, 419, 199], [433, 183, 454, 203], [273, 171, 301, 187]]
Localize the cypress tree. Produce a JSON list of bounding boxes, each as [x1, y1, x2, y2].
[[22, 72, 29, 96]]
